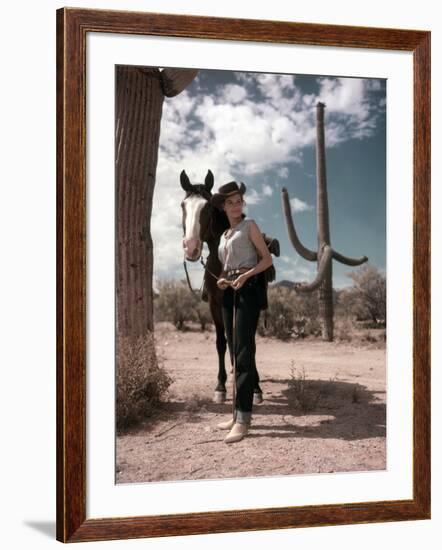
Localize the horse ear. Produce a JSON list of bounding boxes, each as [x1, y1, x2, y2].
[[204, 169, 214, 191], [180, 170, 192, 192]]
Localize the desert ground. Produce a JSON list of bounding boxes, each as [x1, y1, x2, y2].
[[116, 321, 386, 484]]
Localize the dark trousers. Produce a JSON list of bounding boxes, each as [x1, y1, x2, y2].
[[222, 275, 261, 423]]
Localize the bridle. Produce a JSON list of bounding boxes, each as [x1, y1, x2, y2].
[[182, 201, 221, 296]]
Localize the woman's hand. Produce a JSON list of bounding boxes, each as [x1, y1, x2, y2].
[[217, 277, 230, 290], [231, 273, 249, 290]]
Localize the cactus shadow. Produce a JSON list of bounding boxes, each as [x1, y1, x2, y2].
[[251, 378, 386, 441]]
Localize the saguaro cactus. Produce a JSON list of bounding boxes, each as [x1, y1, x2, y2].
[[281, 102, 368, 341], [116, 66, 198, 338]]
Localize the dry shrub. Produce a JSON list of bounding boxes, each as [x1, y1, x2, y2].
[[287, 363, 338, 413], [116, 331, 173, 431], [334, 317, 355, 342], [260, 287, 296, 340], [335, 318, 386, 347], [184, 392, 213, 413], [154, 278, 212, 332], [288, 365, 321, 413], [304, 317, 322, 337], [261, 286, 321, 340]]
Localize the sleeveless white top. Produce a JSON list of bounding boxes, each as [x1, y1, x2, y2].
[[218, 217, 258, 271]]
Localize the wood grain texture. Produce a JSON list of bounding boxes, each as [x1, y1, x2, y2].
[[57, 7, 87, 543], [62, 6, 427, 49], [56, 6, 431, 543], [412, 32, 431, 516]]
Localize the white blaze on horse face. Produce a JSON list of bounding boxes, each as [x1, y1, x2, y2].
[[183, 195, 207, 259]]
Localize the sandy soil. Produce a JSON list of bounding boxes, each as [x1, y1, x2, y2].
[[116, 321, 386, 484]]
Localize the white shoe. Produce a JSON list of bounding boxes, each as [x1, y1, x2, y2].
[[224, 422, 249, 444], [217, 417, 235, 430]]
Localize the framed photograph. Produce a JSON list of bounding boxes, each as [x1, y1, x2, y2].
[[56, 7, 430, 543]]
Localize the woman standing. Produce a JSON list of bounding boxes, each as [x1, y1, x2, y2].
[[211, 181, 273, 444]]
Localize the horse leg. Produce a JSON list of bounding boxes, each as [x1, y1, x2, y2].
[[251, 311, 264, 404], [210, 298, 228, 403], [251, 344, 263, 404]]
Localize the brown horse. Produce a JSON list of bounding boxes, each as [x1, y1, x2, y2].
[[180, 169, 263, 403]]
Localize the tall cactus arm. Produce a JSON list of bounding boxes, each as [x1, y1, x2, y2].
[[294, 245, 333, 293], [332, 249, 368, 266], [160, 68, 199, 97], [281, 187, 317, 261]]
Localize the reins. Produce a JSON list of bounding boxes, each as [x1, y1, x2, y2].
[[182, 255, 204, 296], [182, 254, 220, 296]]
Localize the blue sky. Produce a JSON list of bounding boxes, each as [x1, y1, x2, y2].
[[151, 68, 386, 290]]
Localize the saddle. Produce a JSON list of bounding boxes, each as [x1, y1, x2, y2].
[[202, 232, 280, 309], [261, 233, 280, 284]]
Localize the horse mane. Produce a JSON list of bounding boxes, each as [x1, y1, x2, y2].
[[211, 206, 230, 237]]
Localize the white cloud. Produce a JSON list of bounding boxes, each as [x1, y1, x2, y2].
[[316, 77, 384, 144], [255, 74, 296, 101], [220, 83, 247, 104], [262, 183, 274, 196], [152, 72, 383, 281], [243, 186, 265, 205], [290, 197, 314, 212], [318, 77, 367, 116], [160, 75, 383, 183], [277, 167, 289, 178], [193, 97, 300, 174], [275, 255, 317, 283]]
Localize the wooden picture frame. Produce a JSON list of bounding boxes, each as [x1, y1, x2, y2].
[[56, 6, 431, 543]]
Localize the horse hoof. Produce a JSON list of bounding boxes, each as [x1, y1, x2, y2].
[[253, 392, 263, 405], [214, 391, 226, 403]]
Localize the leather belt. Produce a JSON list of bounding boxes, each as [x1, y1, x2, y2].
[[225, 267, 259, 285], [225, 266, 255, 277]]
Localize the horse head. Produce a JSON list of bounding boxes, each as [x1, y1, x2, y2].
[[180, 169, 215, 261]]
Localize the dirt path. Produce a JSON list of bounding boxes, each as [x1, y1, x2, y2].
[[116, 322, 386, 483]]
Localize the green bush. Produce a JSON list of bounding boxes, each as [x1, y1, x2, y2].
[[259, 286, 296, 339], [116, 331, 173, 431], [154, 278, 211, 330], [287, 365, 321, 413], [304, 317, 322, 337], [287, 363, 337, 413], [193, 301, 212, 331], [260, 286, 320, 340]]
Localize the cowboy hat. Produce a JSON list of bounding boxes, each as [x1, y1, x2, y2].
[[211, 181, 247, 210]]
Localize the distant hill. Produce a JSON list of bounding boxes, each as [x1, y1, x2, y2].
[[271, 280, 346, 295], [270, 280, 298, 290]]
